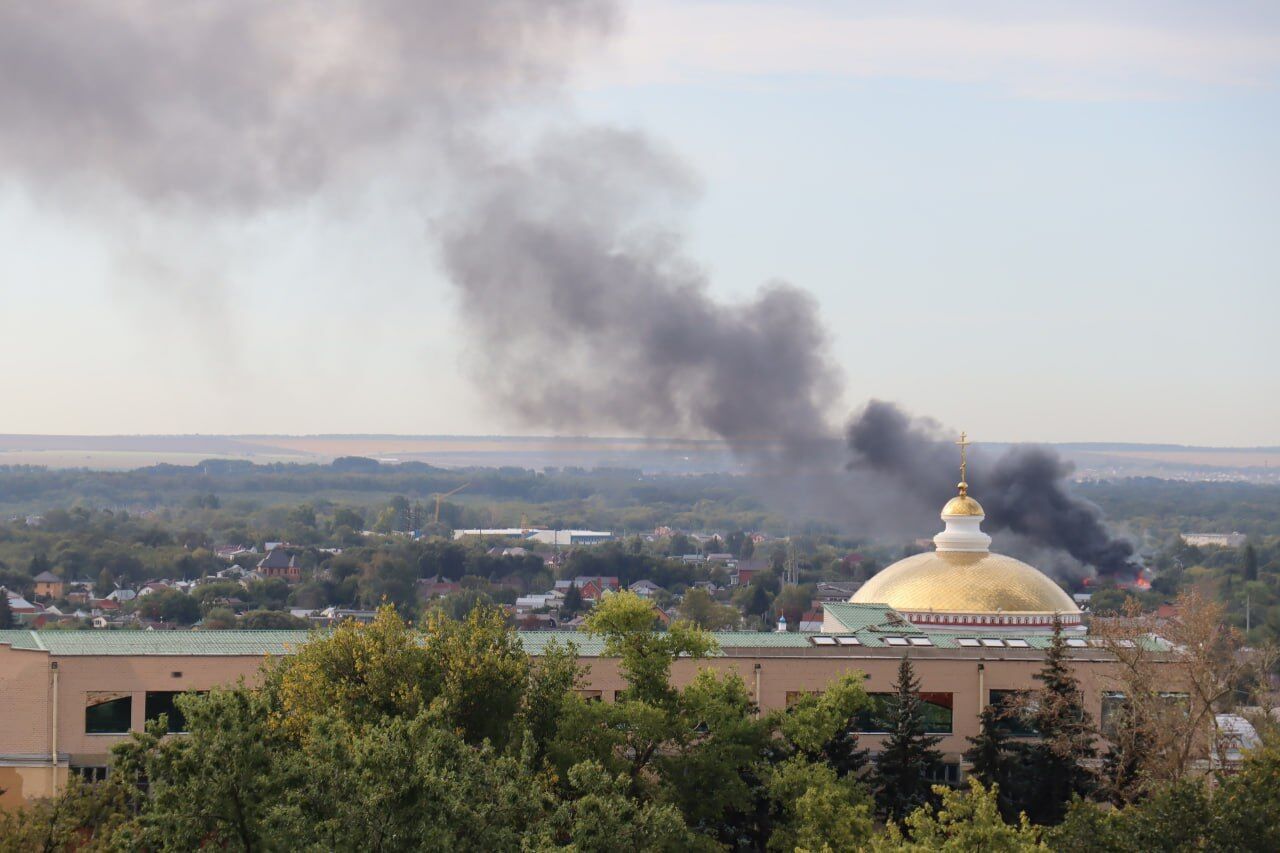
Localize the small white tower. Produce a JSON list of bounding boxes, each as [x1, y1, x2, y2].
[[775, 614, 788, 633]]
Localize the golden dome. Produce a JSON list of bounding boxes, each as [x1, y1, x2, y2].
[[850, 551, 1080, 615], [942, 494, 984, 517]]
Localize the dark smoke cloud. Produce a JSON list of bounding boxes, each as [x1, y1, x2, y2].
[[0, 0, 613, 209], [847, 400, 1139, 578], [440, 129, 840, 469], [0, 1, 1137, 580]]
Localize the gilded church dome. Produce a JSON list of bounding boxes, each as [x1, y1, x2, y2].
[[849, 550, 1080, 618], [849, 434, 1081, 628]]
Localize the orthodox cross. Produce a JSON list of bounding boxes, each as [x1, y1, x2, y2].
[[955, 431, 972, 485]]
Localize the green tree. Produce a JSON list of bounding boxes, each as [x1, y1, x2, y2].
[[874, 779, 1044, 852], [766, 757, 874, 852], [203, 606, 238, 629], [0, 594, 13, 629], [678, 587, 739, 630], [1019, 618, 1097, 825], [95, 567, 115, 598], [109, 688, 283, 851], [239, 609, 309, 629], [561, 581, 584, 617], [538, 761, 702, 852], [0, 773, 134, 851], [583, 591, 716, 706], [1243, 543, 1259, 582], [137, 589, 202, 625], [963, 701, 1024, 820], [874, 656, 943, 820]]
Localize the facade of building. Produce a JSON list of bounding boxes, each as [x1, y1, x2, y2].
[[256, 550, 302, 582]]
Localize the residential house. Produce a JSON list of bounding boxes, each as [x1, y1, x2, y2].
[[32, 572, 65, 599], [416, 575, 461, 600], [628, 580, 663, 598], [814, 582, 860, 601], [308, 607, 378, 626], [798, 609, 824, 632], [555, 576, 620, 602], [2, 590, 43, 623], [256, 549, 302, 582]]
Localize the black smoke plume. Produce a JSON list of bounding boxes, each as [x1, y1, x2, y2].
[[0, 0, 1138, 579], [847, 400, 1139, 579]]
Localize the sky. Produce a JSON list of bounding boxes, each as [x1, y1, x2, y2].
[[1, 0, 1277, 445]]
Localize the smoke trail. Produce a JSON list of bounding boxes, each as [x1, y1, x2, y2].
[[0, 1, 1138, 578], [439, 129, 840, 469], [847, 400, 1139, 578], [0, 0, 614, 209]]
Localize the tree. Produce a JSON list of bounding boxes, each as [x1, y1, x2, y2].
[[583, 591, 715, 707], [766, 757, 874, 852], [109, 688, 283, 851], [873, 779, 1044, 852], [95, 567, 115, 598], [538, 762, 702, 852], [874, 656, 943, 820], [561, 581, 584, 617], [1019, 618, 1096, 824], [771, 583, 814, 629], [0, 773, 134, 850], [238, 609, 309, 629], [137, 589, 201, 625], [1243, 543, 1259, 582], [0, 594, 13, 629], [678, 587, 739, 630], [734, 581, 773, 618], [203, 606, 237, 629], [1092, 589, 1244, 787], [963, 702, 1023, 820]]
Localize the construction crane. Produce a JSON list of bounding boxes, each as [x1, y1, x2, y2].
[[432, 482, 470, 524]]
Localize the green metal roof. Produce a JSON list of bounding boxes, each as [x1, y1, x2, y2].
[[0, 629, 307, 656], [821, 602, 914, 633], [1, 626, 1158, 656]]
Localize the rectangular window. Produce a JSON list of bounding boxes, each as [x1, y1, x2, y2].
[[577, 689, 602, 702], [835, 636, 861, 646], [926, 762, 961, 785], [1005, 638, 1030, 648], [908, 637, 933, 646], [854, 692, 953, 734], [786, 690, 819, 707], [884, 637, 909, 646], [73, 766, 109, 783], [811, 636, 837, 645], [1100, 691, 1127, 739], [956, 638, 981, 647], [145, 691, 201, 733], [989, 689, 1039, 736], [980, 638, 1004, 647], [85, 692, 132, 734], [1066, 638, 1088, 648]]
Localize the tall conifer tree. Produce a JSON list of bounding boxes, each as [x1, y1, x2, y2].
[[1021, 617, 1097, 824], [964, 700, 1029, 821], [874, 655, 943, 819]]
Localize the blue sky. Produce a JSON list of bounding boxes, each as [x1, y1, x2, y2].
[[2, 1, 1277, 443]]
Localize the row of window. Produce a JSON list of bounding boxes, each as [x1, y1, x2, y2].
[[810, 635, 1136, 649], [777, 688, 1192, 739], [85, 691, 201, 735]]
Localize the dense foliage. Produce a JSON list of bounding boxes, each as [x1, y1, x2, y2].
[[3, 594, 1278, 851]]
